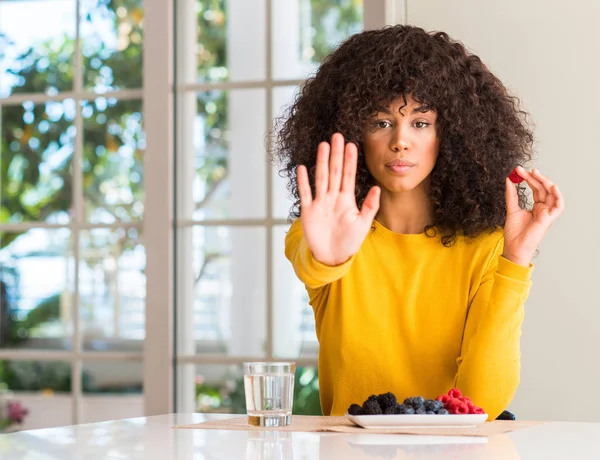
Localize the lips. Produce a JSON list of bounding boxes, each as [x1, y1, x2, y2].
[[385, 159, 415, 174]]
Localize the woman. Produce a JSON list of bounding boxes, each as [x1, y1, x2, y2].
[[273, 25, 564, 419]]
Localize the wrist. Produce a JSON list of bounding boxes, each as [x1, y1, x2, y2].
[[502, 250, 532, 267], [312, 251, 352, 267]]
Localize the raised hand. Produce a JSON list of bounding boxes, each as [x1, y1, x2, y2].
[[503, 166, 565, 266], [297, 133, 381, 266]]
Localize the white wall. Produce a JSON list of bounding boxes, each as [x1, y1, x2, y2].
[[406, 0, 600, 421]]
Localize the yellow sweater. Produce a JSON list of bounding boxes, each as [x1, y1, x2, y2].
[[285, 218, 533, 420]]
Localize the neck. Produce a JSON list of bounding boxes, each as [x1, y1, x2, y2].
[[375, 185, 434, 234]]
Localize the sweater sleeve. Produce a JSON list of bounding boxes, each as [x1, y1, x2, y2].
[[454, 238, 533, 420], [284, 219, 355, 290]]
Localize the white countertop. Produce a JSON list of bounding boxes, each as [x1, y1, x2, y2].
[[0, 413, 599, 459]]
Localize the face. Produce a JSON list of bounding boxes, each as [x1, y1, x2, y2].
[[362, 95, 440, 194]]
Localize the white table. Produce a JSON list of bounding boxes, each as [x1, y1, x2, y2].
[[0, 413, 599, 459]]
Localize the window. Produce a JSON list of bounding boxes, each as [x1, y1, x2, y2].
[[0, 0, 145, 428], [173, 0, 365, 414], [1, 0, 395, 426]]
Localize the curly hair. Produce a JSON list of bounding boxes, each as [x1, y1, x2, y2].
[[272, 24, 534, 246]]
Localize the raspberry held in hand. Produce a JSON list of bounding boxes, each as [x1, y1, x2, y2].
[[508, 168, 524, 184]]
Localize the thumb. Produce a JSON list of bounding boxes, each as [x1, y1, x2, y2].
[[505, 178, 520, 215], [359, 186, 380, 224]]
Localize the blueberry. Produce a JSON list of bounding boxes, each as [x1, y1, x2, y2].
[[395, 404, 410, 414], [404, 406, 415, 415], [426, 411, 435, 415], [415, 407, 426, 415], [437, 409, 449, 415], [424, 399, 444, 412], [404, 396, 425, 408], [404, 396, 425, 410]]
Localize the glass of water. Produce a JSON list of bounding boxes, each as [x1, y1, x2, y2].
[[243, 362, 296, 427]]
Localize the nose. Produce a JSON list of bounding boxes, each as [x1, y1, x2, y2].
[[389, 124, 409, 152]]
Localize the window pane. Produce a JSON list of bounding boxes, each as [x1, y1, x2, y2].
[[272, 0, 363, 81], [82, 99, 144, 224], [271, 86, 300, 220], [81, 0, 144, 92], [1, 101, 75, 224], [0, 0, 75, 98], [0, 360, 72, 393], [272, 226, 317, 359], [82, 361, 143, 423], [80, 228, 145, 350], [176, 226, 265, 358], [0, 229, 73, 351], [176, 364, 321, 416], [0, 359, 73, 429], [176, 90, 266, 220], [176, 0, 266, 84]]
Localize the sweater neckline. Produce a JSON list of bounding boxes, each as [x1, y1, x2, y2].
[[371, 219, 432, 240]]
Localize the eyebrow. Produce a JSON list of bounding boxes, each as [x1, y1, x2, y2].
[[375, 105, 431, 115]]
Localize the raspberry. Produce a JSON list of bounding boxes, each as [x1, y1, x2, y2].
[[448, 402, 470, 415], [509, 168, 524, 184], [472, 407, 485, 415], [436, 394, 451, 404], [448, 388, 462, 399], [462, 399, 474, 410], [456, 402, 470, 414], [446, 398, 462, 410]]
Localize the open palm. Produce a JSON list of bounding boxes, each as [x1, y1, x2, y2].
[[297, 133, 381, 266]]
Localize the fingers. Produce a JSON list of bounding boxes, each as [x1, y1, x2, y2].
[[358, 186, 381, 224], [548, 183, 565, 219], [328, 133, 345, 194], [316, 133, 358, 200], [341, 141, 358, 194], [505, 178, 520, 214], [531, 168, 556, 208], [296, 165, 313, 209], [314, 141, 330, 200], [516, 166, 547, 203], [517, 167, 565, 224]]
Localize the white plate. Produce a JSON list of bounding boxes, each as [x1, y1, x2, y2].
[[346, 413, 488, 429], [345, 434, 488, 446]]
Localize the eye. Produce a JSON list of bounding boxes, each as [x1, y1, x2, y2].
[[414, 121, 430, 129], [374, 120, 392, 129]]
